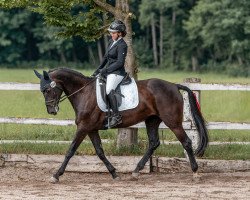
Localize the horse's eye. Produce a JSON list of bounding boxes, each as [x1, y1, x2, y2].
[[44, 88, 49, 94]]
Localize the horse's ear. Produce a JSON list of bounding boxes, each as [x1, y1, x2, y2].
[[34, 70, 42, 79], [43, 71, 50, 80]]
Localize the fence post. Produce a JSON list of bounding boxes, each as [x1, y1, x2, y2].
[[117, 128, 138, 148], [183, 78, 201, 155]]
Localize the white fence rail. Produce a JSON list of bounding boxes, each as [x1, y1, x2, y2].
[[183, 83, 250, 91], [1, 117, 250, 130], [0, 82, 39, 90], [0, 82, 250, 146], [1, 82, 250, 91]]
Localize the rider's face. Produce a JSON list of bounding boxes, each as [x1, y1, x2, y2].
[[110, 32, 121, 41]]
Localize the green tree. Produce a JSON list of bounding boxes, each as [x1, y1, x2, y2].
[[0, 9, 32, 64], [32, 24, 73, 64], [185, 0, 250, 75], [0, 0, 137, 77], [0, 8, 78, 66], [139, 0, 195, 69]]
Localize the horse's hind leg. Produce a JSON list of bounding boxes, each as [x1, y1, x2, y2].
[[170, 126, 198, 172], [132, 116, 161, 177], [88, 132, 119, 180]]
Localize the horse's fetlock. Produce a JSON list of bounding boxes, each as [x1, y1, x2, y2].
[[182, 137, 192, 150], [98, 153, 105, 161], [149, 140, 160, 150], [154, 141, 160, 149]]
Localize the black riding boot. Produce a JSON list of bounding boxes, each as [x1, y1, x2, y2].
[[107, 90, 122, 128]]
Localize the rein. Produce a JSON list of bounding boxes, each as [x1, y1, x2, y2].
[[59, 78, 96, 103]]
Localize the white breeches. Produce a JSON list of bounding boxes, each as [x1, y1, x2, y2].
[[106, 74, 124, 95]]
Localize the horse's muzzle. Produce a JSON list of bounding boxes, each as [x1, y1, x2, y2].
[[47, 105, 59, 115]]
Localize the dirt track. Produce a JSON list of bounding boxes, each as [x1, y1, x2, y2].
[[0, 165, 249, 200]]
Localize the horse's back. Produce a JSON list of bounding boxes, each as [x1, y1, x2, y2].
[[136, 78, 181, 98], [136, 78, 184, 125]]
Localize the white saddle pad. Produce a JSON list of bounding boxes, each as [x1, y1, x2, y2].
[[96, 77, 139, 112]]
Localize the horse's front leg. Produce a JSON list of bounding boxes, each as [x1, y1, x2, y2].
[[50, 127, 87, 183], [88, 132, 120, 180]]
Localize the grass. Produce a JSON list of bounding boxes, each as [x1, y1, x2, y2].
[[1, 142, 249, 160], [1, 90, 249, 123], [202, 91, 250, 122], [203, 145, 250, 160], [0, 91, 75, 119], [0, 69, 249, 122], [0, 68, 249, 159], [1, 124, 250, 142], [139, 69, 250, 84], [0, 123, 249, 160], [1, 68, 250, 83]]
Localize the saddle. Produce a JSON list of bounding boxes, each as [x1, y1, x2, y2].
[[96, 73, 139, 113], [98, 73, 132, 107]]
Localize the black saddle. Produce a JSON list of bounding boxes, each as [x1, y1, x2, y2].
[[120, 73, 132, 85], [98, 73, 132, 107]]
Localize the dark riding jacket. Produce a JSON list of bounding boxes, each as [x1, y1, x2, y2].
[[95, 38, 127, 77]]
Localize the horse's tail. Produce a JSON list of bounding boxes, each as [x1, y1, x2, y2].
[[176, 84, 209, 157]]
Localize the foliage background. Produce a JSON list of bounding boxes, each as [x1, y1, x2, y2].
[[0, 0, 249, 77]]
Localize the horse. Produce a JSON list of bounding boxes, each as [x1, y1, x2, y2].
[[34, 68, 208, 183]]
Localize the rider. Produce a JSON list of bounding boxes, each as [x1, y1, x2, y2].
[[92, 20, 128, 128]]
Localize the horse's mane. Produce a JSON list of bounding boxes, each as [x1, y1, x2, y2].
[[48, 68, 92, 80]]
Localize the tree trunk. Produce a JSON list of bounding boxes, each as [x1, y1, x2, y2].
[[151, 17, 158, 68], [115, 0, 138, 148], [104, 35, 109, 49], [88, 45, 96, 66], [72, 47, 78, 63], [191, 55, 198, 72], [60, 51, 67, 64], [171, 10, 176, 68], [159, 10, 164, 67], [97, 40, 103, 64], [115, 0, 137, 78], [237, 55, 243, 65], [102, 13, 109, 50]]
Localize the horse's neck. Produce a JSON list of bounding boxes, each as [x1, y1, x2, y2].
[[51, 70, 88, 95], [62, 78, 87, 96], [52, 70, 96, 113]]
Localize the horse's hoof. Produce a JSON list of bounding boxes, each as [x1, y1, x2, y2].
[[114, 176, 121, 181], [132, 172, 139, 179], [192, 172, 202, 182], [49, 176, 59, 184]]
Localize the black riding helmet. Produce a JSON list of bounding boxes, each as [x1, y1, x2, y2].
[[108, 20, 126, 33]]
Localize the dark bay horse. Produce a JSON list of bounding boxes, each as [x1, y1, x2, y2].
[[34, 68, 208, 183]]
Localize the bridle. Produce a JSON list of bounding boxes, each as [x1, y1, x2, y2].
[[43, 78, 96, 110], [42, 82, 63, 112]]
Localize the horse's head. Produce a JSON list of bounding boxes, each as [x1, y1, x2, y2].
[[34, 70, 64, 115]]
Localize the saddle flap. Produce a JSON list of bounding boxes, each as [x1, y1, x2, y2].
[[98, 77, 122, 108], [98, 77, 108, 105], [96, 77, 139, 112]]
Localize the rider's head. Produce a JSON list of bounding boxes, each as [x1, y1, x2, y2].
[[108, 20, 127, 40]]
